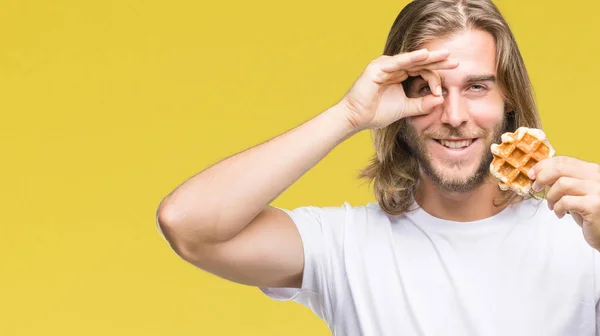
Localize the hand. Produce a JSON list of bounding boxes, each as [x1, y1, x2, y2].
[[529, 156, 600, 250], [339, 48, 459, 131]]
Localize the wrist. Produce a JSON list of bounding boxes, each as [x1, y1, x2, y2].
[[323, 102, 363, 140]]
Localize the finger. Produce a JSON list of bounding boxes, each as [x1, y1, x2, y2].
[[380, 49, 450, 72], [553, 195, 588, 219], [407, 58, 459, 72], [420, 94, 445, 114], [409, 49, 452, 67], [385, 71, 409, 84], [404, 92, 445, 117], [530, 156, 600, 191], [417, 69, 442, 96], [545, 177, 589, 210], [372, 69, 408, 85], [401, 69, 444, 115], [378, 59, 457, 86], [373, 65, 445, 86], [378, 49, 428, 72]]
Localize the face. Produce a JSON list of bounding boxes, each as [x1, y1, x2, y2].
[[401, 29, 508, 193]]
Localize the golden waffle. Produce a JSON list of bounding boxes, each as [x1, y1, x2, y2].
[[489, 127, 555, 196]]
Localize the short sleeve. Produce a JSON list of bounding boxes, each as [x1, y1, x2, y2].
[[259, 203, 348, 324], [595, 250, 600, 335], [596, 300, 600, 336]]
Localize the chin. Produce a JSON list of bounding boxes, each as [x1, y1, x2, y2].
[[436, 162, 479, 181], [423, 155, 492, 193], [400, 122, 502, 193]]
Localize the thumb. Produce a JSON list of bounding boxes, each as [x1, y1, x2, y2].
[[404, 94, 444, 117]]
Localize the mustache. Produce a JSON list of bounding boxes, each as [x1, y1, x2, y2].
[[422, 127, 488, 139]]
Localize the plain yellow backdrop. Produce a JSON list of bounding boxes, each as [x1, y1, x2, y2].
[[1, 0, 599, 335]]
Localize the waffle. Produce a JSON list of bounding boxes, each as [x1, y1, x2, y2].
[[489, 127, 555, 196]]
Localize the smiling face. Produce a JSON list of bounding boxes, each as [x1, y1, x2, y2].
[[400, 29, 508, 193]]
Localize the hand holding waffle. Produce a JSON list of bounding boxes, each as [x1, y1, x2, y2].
[[490, 127, 555, 196], [490, 127, 600, 250], [528, 156, 600, 249]]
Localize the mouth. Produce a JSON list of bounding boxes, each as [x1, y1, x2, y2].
[[434, 138, 478, 150]]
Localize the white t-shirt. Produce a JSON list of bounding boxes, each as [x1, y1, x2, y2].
[[260, 198, 600, 336]]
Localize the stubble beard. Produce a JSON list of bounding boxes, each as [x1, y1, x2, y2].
[[398, 117, 509, 194]]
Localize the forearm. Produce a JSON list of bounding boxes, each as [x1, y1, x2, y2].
[[157, 103, 358, 243]]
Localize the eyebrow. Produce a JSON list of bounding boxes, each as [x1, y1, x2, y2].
[[433, 74, 496, 88], [464, 74, 496, 84], [410, 74, 497, 89]]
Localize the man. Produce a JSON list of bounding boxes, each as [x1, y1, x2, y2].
[[156, 0, 600, 334]]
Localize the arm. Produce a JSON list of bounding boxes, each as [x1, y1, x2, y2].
[[157, 104, 356, 288], [156, 48, 455, 289]]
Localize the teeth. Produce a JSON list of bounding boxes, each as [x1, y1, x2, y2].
[[440, 139, 473, 149]]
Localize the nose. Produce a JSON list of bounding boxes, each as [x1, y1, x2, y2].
[[440, 89, 469, 128]]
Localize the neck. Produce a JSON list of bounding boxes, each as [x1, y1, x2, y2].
[[413, 175, 508, 222]]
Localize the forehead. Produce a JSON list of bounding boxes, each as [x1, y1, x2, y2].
[[420, 29, 497, 83]]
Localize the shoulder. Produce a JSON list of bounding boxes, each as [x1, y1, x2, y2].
[[514, 197, 593, 252], [516, 197, 578, 228], [281, 201, 392, 226], [517, 197, 600, 291], [277, 201, 395, 245]]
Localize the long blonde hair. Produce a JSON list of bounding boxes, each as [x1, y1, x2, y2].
[[360, 0, 543, 216]]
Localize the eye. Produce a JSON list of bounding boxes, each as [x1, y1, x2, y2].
[[470, 84, 487, 91], [419, 85, 432, 94]]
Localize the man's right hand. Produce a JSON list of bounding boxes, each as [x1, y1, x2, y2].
[[340, 48, 459, 131]]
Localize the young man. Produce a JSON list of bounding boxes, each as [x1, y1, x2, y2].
[[156, 0, 600, 334]]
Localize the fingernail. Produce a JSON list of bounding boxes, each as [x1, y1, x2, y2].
[[436, 86, 442, 95], [532, 182, 543, 192], [527, 168, 535, 179]]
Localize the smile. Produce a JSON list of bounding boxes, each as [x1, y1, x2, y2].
[[436, 139, 477, 149], [435, 138, 477, 149]]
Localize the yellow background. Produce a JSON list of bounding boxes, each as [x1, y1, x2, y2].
[[1, 0, 598, 335]]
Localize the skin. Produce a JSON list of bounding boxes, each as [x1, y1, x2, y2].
[[402, 29, 510, 221], [156, 27, 600, 292], [156, 37, 461, 289], [406, 29, 600, 251], [530, 157, 600, 251]]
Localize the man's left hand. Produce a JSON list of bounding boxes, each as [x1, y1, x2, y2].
[[529, 156, 600, 251]]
